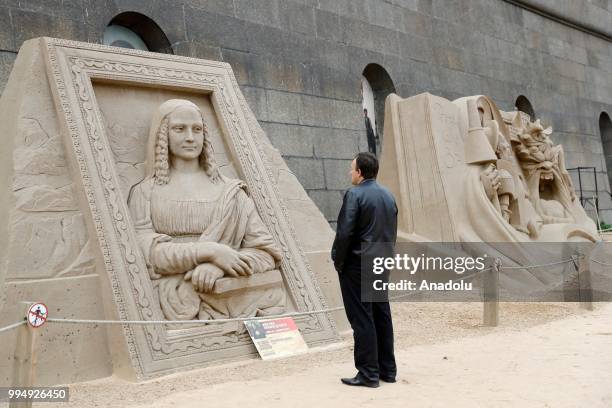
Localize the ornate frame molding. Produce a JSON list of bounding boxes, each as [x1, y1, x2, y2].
[[41, 38, 338, 379]]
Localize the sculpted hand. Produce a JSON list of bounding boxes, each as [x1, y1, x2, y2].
[[191, 263, 224, 293], [211, 244, 252, 277]]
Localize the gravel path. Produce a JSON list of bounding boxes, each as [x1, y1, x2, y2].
[[35, 302, 612, 408]]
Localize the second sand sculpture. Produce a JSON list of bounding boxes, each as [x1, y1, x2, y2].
[[379, 93, 598, 244]]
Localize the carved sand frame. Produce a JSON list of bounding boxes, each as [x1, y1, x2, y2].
[[41, 38, 338, 379]]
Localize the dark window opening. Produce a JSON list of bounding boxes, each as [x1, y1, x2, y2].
[[515, 95, 536, 120], [104, 12, 172, 54], [600, 112, 612, 191], [362, 64, 396, 151]]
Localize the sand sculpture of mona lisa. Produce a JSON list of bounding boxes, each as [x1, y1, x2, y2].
[[128, 99, 285, 320], [0, 39, 341, 382]]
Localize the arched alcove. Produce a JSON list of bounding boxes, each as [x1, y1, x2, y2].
[[362, 64, 396, 152], [515, 95, 536, 120], [103, 12, 172, 54], [600, 112, 612, 190]]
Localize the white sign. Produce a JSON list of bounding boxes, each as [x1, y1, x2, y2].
[[244, 317, 309, 360], [27, 303, 48, 328]]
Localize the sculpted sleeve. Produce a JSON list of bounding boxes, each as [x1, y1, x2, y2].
[[237, 190, 281, 273], [331, 189, 360, 273]]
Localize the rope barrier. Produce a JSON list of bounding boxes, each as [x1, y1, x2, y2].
[[591, 258, 612, 267], [0, 320, 26, 334], [388, 256, 580, 301], [0, 257, 589, 329], [500, 258, 578, 270], [46, 306, 345, 326]]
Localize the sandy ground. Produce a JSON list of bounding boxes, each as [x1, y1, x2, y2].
[[22, 301, 611, 408]]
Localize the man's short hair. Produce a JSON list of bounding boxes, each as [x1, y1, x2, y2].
[[363, 108, 368, 113], [354, 152, 379, 179]]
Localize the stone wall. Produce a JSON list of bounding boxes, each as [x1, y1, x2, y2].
[[0, 0, 610, 224]]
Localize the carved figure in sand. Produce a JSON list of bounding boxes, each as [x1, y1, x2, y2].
[[512, 119, 576, 224], [128, 99, 285, 320], [460, 96, 596, 242], [463, 97, 543, 241]]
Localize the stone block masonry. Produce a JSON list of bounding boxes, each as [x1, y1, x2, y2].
[[0, 0, 610, 224]]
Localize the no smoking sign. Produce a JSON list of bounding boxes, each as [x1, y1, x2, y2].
[[27, 303, 48, 328]]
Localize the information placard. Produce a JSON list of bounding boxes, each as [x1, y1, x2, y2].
[[244, 317, 309, 360]]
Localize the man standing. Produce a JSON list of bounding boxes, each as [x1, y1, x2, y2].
[[364, 108, 378, 156], [332, 152, 398, 388]]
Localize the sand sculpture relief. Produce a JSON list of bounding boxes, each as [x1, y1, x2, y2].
[[0, 38, 342, 384], [376, 93, 605, 299], [128, 99, 285, 321], [379, 92, 598, 244]]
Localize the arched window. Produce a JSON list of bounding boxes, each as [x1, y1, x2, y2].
[[361, 64, 396, 154], [103, 12, 172, 54], [600, 112, 612, 190], [515, 95, 536, 120]]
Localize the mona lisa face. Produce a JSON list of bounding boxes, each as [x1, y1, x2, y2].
[[167, 105, 204, 161]]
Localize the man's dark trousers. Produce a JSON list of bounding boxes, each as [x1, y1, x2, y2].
[[366, 134, 377, 156], [339, 269, 396, 383]]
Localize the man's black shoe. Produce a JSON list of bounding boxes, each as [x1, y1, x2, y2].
[[380, 375, 396, 383], [340, 376, 380, 388]]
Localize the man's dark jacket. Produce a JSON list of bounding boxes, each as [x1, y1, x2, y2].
[[365, 117, 377, 155], [332, 179, 398, 274]]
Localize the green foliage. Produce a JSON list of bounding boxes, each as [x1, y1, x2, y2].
[[599, 221, 612, 231]]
